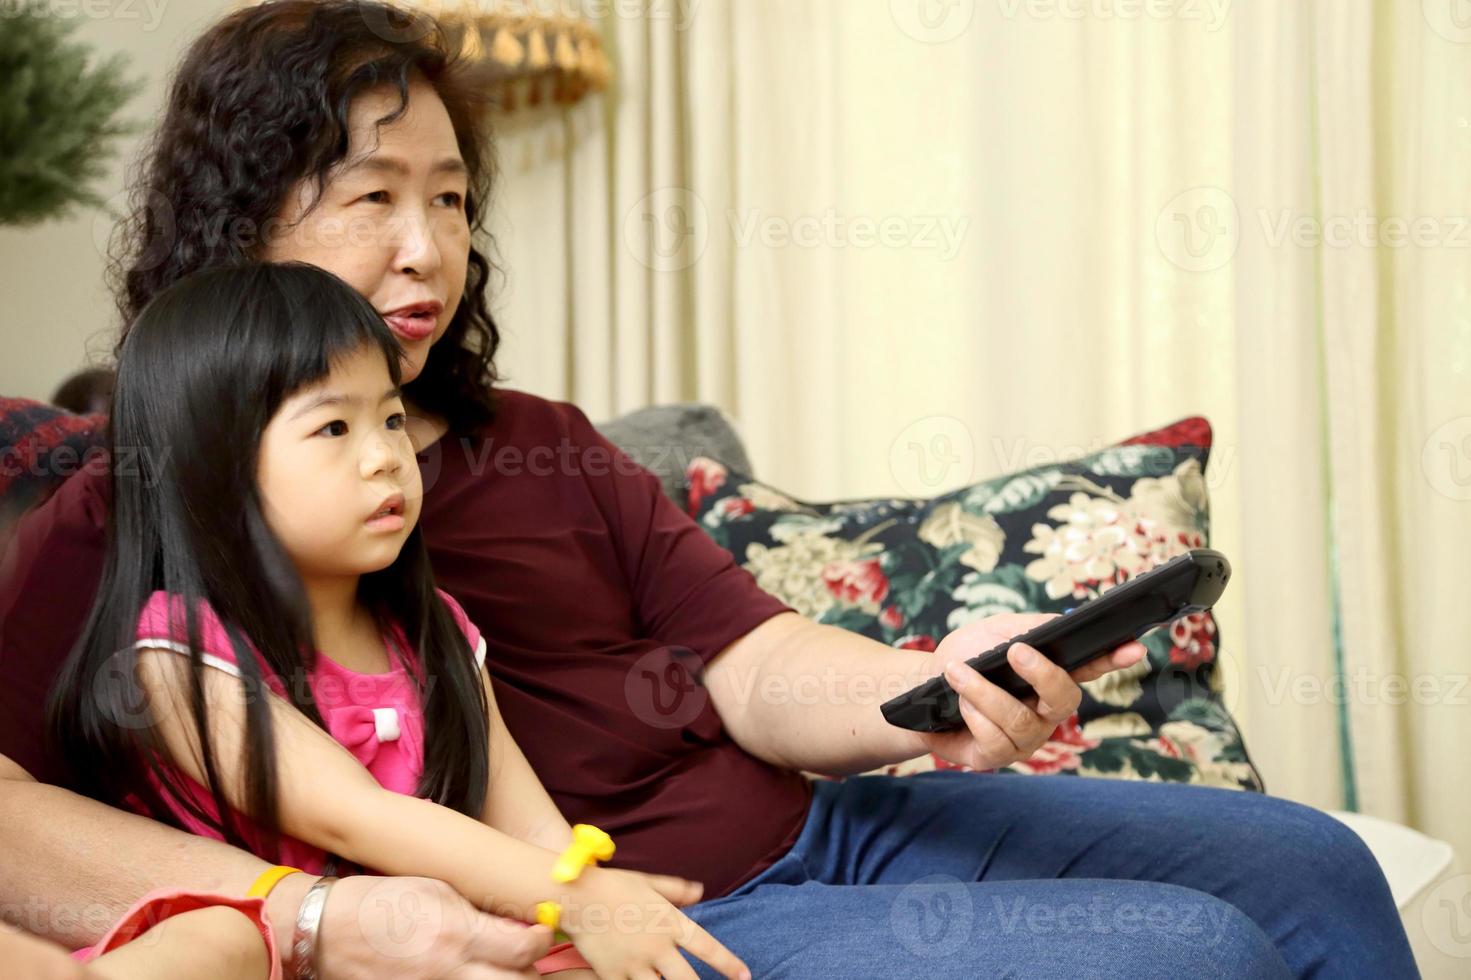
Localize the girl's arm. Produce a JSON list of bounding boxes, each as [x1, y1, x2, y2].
[[0, 755, 553, 977], [0, 907, 269, 980], [86, 906, 270, 980], [137, 649, 570, 924], [477, 668, 575, 852], [137, 651, 750, 980], [0, 751, 312, 959]]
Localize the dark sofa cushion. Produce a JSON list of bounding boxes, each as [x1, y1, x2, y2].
[[596, 403, 754, 508]]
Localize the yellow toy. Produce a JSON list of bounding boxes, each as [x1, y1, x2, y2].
[[535, 824, 616, 932]]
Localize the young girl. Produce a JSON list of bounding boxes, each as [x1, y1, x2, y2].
[[47, 262, 751, 980], [5, 901, 276, 980]]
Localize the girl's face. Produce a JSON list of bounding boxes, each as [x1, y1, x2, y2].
[[261, 81, 471, 386], [256, 345, 423, 581]]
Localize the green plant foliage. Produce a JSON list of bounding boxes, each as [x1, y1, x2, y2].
[[0, 1, 141, 226]]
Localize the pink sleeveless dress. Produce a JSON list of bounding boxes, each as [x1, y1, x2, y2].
[[73, 589, 588, 974], [129, 587, 481, 872]]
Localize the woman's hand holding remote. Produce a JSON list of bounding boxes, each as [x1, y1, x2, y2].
[[919, 613, 1148, 771]]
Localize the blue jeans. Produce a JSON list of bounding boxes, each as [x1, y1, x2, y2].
[[684, 772, 1417, 979]]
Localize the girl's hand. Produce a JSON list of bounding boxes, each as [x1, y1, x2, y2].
[[613, 869, 706, 908], [557, 868, 750, 980]]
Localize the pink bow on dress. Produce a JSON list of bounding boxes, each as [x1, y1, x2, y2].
[[330, 705, 402, 768]]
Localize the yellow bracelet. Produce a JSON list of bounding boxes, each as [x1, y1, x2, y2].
[[535, 900, 562, 931], [246, 865, 304, 900], [552, 824, 615, 883], [536, 825, 615, 933]]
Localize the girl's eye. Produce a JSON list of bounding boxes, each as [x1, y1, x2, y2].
[[386, 412, 407, 431], [316, 420, 349, 438]]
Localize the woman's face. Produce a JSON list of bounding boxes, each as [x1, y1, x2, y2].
[[261, 81, 471, 386]]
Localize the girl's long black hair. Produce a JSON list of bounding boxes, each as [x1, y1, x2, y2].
[[47, 262, 489, 859]]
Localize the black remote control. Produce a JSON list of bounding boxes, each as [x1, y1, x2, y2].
[[879, 548, 1231, 733]]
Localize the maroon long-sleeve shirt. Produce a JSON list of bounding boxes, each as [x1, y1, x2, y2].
[[0, 389, 811, 899]]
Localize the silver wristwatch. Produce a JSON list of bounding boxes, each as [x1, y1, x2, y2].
[[289, 875, 338, 979]]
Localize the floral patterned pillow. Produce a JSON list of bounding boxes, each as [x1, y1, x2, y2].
[[684, 417, 1264, 791]]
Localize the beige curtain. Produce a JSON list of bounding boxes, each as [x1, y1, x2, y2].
[[486, 0, 1471, 862], [1311, 0, 1471, 843]]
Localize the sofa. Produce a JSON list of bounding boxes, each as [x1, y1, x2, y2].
[[1, 395, 1461, 975], [597, 402, 1465, 980]]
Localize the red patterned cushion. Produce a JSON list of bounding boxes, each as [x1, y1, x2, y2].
[[1, 398, 107, 534]]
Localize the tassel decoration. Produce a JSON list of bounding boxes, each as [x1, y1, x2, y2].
[[554, 28, 579, 73], [491, 26, 524, 67], [466, 13, 612, 111], [458, 22, 483, 61], [526, 28, 551, 69]]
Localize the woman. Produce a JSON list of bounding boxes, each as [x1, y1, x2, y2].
[[0, 2, 1417, 977]]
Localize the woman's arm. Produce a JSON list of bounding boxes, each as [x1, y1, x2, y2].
[[705, 611, 1144, 775], [137, 650, 572, 923], [0, 751, 309, 956], [0, 753, 549, 978], [477, 668, 574, 852]]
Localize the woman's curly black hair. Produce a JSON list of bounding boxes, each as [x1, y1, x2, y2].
[[106, 0, 503, 432]]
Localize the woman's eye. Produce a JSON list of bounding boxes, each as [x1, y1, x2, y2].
[[386, 412, 407, 431], [360, 190, 391, 205], [436, 191, 464, 209], [316, 420, 349, 437]]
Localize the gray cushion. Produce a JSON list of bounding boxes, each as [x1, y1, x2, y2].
[[596, 403, 753, 508]]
